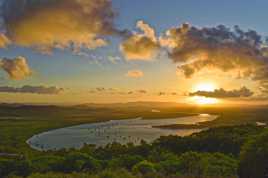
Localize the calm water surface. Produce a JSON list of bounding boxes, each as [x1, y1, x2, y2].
[[27, 114, 217, 151]]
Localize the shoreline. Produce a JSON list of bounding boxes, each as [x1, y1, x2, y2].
[[153, 124, 208, 129], [26, 114, 217, 151]]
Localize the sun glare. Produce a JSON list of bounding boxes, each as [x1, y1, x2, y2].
[[193, 82, 217, 92], [191, 96, 219, 105], [191, 82, 219, 105]]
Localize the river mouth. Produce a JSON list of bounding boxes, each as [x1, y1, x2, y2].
[[27, 114, 217, 151]]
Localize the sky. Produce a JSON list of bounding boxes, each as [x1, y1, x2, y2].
[[0, 0, 268, 105]]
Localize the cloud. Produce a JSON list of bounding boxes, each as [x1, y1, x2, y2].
[[160, 24, 267, 77], [0, 56, 32, 80], [189, 87, 254, 98], [126, 70, 144, 78], [2, 0, 117, 53], [127, 91, 134, 95], [160, 23, 268, 92], [89, 87, 149, 95], [157, 91, 178, 96], [158, 92, 166, 96], [96, 87, 106, 92], [108, 55, 121, 64], [90, 87, 118, 94], [137, 89, 147, 94], [120, 20, 160, 60], [0, 34, 10, 48], [0, 85, 64, 94]]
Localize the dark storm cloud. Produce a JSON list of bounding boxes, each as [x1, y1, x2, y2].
[[0, 85, 64, 94], [189, 87, 254, 98]]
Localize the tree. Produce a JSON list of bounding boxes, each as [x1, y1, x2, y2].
[[0, 158, 31, 177], [108, 155, 143, 170], [178, 152, 238, 178], [200, 153, 238, 177], [99, 169, 135, 178], [31, 155, 64, 173], [239, 130, 268, 178], [178, 151, 203, 177], [156, 157, 181, 175], [62, 152, 102, 173], [132, 160, 156, 175]]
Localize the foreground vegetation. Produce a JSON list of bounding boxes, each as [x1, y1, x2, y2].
[[1, 103, 268, 178]]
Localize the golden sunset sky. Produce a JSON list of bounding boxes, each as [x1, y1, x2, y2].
[[0, 0, 268, 105]]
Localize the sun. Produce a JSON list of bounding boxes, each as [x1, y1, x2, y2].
[[193, 82, 217, 92], [190, 82, 219, 105]]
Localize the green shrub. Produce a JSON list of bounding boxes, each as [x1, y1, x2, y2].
[[108, 155, 143, 170], [31, 156, 64, 173], [155, 156, 181, 175], [200, 153, 238, 177], [132, 160, 156, 175], [0, 158, 31, 177], [62, 152, 102, 173], [239, 129, 268, 178], [178, 152, 238, 178], [98, 169, 135, 178], [24, 172, 97, 178]]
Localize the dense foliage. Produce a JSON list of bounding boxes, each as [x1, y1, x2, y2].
[[0, 125, 266, 178], [238, 129, 268, 178]]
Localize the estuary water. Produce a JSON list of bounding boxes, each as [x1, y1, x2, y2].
[[27, 114, 217, 151]]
